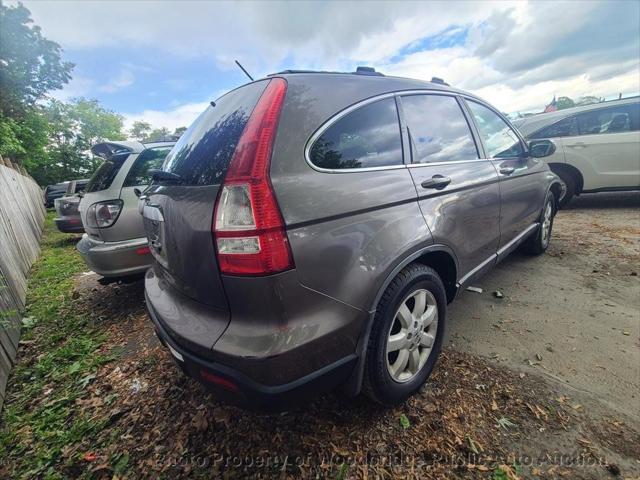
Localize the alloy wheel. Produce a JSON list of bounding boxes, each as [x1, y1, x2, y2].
[[385, 288, 438, 383]]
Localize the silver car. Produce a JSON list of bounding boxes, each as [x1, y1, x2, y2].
[[513, 97, 640, 207], [77, 141, 174, 279], [54, 179, 89, 233]]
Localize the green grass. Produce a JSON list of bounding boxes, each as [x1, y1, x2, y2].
[[0, 212, 118, 479]]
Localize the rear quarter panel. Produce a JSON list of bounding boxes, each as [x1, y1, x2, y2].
[[270, 75, 433, 312]]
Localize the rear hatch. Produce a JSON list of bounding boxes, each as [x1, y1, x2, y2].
[[142, 80, 269, 309], [80, 147, 133, 241]]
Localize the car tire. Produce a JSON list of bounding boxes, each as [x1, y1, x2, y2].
[[555, 170, 576, 208], [521, 191, 556, 256], [363, 263, 446, 405]]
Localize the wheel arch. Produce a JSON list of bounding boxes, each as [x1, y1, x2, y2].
[[548, 179, 563, 211], [548, 162, 584, 194], [368, 244, 459, 312], [342, 244, 458, 397]]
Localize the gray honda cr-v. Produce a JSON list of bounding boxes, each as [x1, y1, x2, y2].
[[142, 68, 561, 409]]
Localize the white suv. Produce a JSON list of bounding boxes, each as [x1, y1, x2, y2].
[[515, 97, 640, 206]]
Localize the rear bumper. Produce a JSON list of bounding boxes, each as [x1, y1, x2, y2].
[[148, 297, 356, 410], [76, 234, 152, 277], [54, 216, 84, 233], [144, 266, 366, 409]]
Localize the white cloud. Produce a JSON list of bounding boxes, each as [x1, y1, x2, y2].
[[99, 68, 135, 93], [474, 70, 640, 114], [20, 0, 640, 118], [122, 101, 209, 133], [381, 0, 640, 112], [48, 76, 94, 101]]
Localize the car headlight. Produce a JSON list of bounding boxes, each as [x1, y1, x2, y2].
[[86, 200, 123, 228]]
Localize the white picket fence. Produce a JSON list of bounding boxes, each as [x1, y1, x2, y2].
[[0, 159, 45, 409]]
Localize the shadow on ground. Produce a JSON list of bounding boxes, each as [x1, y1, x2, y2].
[[563, 191, 640, 210]]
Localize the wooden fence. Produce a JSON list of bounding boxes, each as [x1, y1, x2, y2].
[[0, 158, 45, 409]]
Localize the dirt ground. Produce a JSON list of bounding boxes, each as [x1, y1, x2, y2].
[[74, 192, 638, 479], [447, 191, 640, 477], [448, 192, 640, 419], [3, 192, 639, 479]]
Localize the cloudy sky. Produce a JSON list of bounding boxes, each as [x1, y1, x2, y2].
[[19, 0, 640, 131]]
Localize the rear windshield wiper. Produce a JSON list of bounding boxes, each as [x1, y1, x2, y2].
[[149, 169, 182, 183]]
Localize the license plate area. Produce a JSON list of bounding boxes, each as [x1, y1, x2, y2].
[[142, 205, 167, 264]]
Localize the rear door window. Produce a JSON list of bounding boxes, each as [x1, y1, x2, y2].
[[162, 80, 268, 186], [309, 97, 403, 169], [123, 146, 172, 187], [85, 152, 129, 193], [576, 104, 639, 135], [466, 100, 524, 158], [529, 116, 578, 139], [401, 94, 478, 163]]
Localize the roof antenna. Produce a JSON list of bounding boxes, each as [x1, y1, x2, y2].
[[235, 60, 254, 81]]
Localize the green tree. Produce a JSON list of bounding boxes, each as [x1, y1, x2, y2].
[[0, 114, 27, 158], [0, 2, 73, 180], [148, 127, 171, 142], [556, 96, 575, 110], [173, 126, 187, 137], [129, 120, 152, 141], [71, 98, 125, 150], [0, 3, 73, 116], [13, 107, 50, 177], [576, 96, 602, 106], [30, 98, 126, 184]]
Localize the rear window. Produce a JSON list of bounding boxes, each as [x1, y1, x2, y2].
[[85, 152, 129, 193], [162, 81, 268, 186], [309, 98, 403, 170], [48, 184, 66, 194]]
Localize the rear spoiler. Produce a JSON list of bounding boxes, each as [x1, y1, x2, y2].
[[91, 141, 143, 159]]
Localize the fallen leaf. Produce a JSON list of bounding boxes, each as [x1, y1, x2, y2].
[[399, 414, 410, 429], [83, 452, 97, 462]]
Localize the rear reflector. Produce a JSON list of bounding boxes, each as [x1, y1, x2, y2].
[[136, 246, 151, 256], [200, 369, 239, 392], [213, 78, 294, 276]]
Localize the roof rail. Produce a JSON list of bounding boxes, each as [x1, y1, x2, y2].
[[430, 77, 449, 86], [268, 67, 385, 77], [355, 66, 384, 76], [270, 69, 325, 75]]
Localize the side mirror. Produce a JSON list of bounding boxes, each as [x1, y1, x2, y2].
[[134, 187, 142, 198], [528, 139, 556, 158]]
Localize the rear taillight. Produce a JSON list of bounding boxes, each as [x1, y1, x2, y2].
[[213, 78, 294, 276], [86, 200, 123, 228]]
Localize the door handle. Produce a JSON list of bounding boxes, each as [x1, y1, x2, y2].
[[499, 166, 515, 175], [566, 142, 586, 148], [421, 175, 451, 189]]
